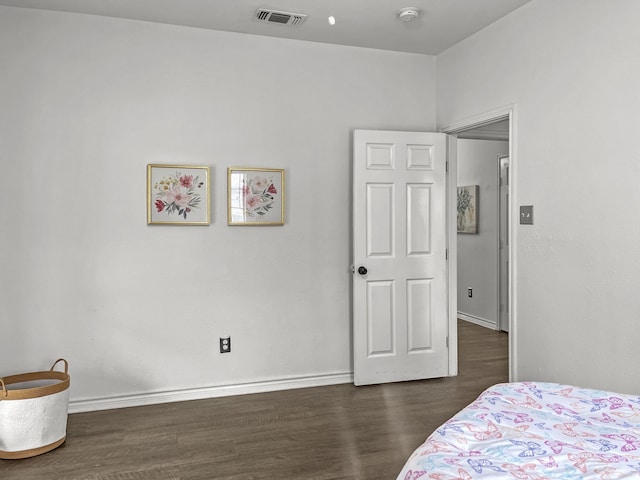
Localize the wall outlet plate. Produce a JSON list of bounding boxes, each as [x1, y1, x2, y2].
[[520, 205, 534, 225], [220, 336, 231, 353]]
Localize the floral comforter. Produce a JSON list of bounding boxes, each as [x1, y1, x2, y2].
[[396, 382, 640, 479]]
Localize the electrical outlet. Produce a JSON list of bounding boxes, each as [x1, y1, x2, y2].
[[220, 336, 231, 353], [520, 205, 534, 225], [467, 288, 473, 298]]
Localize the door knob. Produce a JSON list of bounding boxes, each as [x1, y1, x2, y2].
[[357, 266, 368, 275]]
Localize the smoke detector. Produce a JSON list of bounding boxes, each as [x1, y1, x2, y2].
[[398, 7, 420, 22], [255, 8, 307, 27]]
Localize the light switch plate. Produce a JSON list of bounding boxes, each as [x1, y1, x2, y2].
[[520, 206, 534, 225]]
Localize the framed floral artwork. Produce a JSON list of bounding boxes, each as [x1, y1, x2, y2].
[[147, 164, 210, 225], [227, 168, 285, 226], [457, 185, 478, 233]]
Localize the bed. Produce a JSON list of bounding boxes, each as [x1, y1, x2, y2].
[[396, 382, 640, 479]]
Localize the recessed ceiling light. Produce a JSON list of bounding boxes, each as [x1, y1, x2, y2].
[[328, 16, 336, 26]]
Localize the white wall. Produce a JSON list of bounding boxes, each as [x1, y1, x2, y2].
[[438, 0, 640, 394], [457, 139, 507, 327], [0, 7, 437, 404]]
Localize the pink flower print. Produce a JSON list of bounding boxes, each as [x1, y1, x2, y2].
[[166, 186, 193, 208], [179, 175, 193, 188], [267, 183, 277, 194], [244, 193, 264, 211], [153, 172, 203, 219], [250, 176, 269, 193]]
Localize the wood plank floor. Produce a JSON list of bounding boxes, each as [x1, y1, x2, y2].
[[2, 320, 508, 480]]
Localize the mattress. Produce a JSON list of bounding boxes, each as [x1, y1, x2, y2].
[[396, 382, 640, 479]]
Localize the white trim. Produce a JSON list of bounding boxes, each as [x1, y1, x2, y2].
[[497, 154, 510, 334], [507, 107, 518, 382], [446, 135, 458, 377], [457, 312, 497, 330], [442, 104, 518, 383], [440, 105, 512, 134], [68, 372, 353, 414]]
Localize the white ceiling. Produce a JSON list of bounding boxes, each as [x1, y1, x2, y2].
[[0, 0, 532, 55]]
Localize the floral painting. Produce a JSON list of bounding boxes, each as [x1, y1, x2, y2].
[[227, 168, 285, 225], [147, 165, 210, 225], [457, 185, 478, 233]]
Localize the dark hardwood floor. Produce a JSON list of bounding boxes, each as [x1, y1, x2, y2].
[[2, 320, 508, 480]]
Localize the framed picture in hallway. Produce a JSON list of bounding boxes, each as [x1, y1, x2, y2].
[[227, 168, 285, 226], [147, 164, 210, 225], [457, 185, 478, 233]]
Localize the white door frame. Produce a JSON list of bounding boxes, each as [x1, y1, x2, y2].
[[441, 104, 518, 382], [498, 154, 510, 333]]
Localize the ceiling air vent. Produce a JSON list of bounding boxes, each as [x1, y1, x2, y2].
[[255, 8, 307, 27]]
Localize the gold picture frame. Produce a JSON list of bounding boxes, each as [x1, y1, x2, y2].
[[147, 164, 210, 225], [227, 168, 285, 226]]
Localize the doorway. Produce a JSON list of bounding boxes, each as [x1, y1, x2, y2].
[[456, 122, 508, 331], [442, 107, 516, 381], [351, 108, 517, 384]]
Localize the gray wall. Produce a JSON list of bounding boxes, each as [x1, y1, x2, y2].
[[6, 0, 639, 404], [438, 0, 640, 394], [0, 6, 437, 403], [457, 139, 508, 328]]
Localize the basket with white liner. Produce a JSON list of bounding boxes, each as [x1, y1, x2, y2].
[[0, 359, 70, 459]]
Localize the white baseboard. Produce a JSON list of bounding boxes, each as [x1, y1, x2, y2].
[[69, 372, 353, 414], [457, 312, 497, 330]]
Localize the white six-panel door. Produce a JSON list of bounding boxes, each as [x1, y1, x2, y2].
[[353, 130, 449, 386]]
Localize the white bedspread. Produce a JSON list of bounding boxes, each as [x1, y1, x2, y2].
[[396, 382, 640, 479]]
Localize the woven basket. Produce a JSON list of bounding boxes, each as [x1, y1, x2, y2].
[[0, 359, 70, 460]]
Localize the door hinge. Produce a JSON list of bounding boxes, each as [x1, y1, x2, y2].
[[445, 161, 449, 173], [445, 249, 448, 260], [446, 336, 449, 348]]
